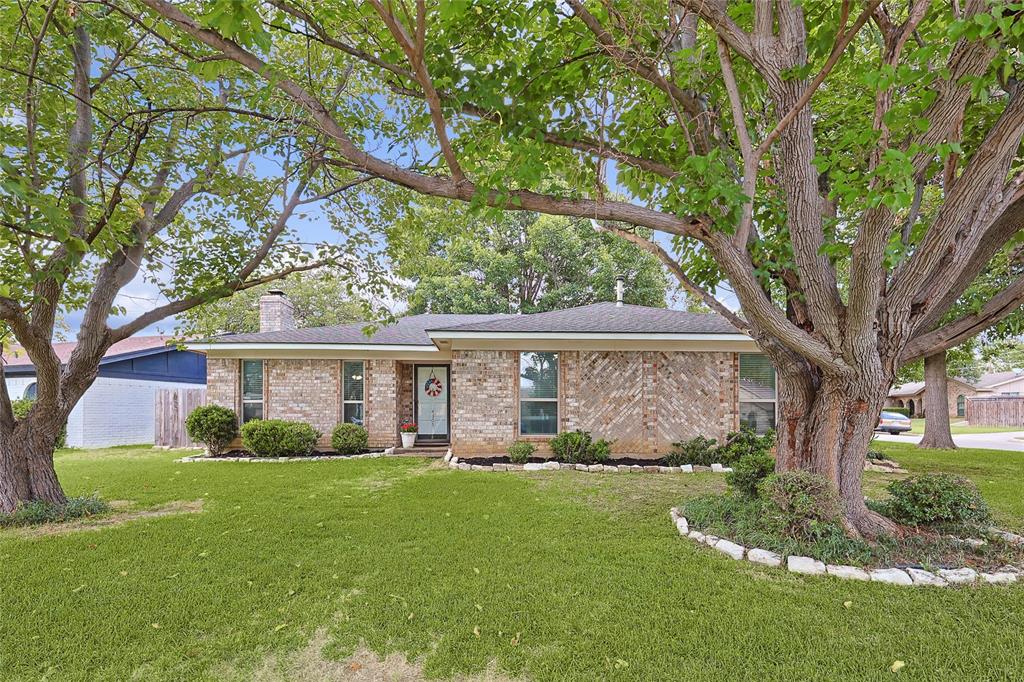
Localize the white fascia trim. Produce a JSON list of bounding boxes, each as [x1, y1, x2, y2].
[[428, 331, 752, 342], [185, 342, 439, 352]]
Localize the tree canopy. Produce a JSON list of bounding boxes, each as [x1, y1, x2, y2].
[[389, 204, 669, 314], [178, 270, 367, 336], [21, 0, 1024, 537]]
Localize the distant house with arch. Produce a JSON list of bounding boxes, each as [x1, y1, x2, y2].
[[3, 336, 205, 448], [886, 378, 985, 418]]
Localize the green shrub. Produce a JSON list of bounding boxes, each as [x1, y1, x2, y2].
[[726, 452, 775, 497], [881, 473, 991, 527], [866, 449, 886, 461], [507, 440, 536, 464], [885, 406, 910, 417], [759, 470, 842, 541], [590, 438, 613, 463], [664, 435, 718, 467], [12, 398, 67, 449], [330, 423, 368, 455], [548, 430, 613, 464], [716, 428, 775, 466], [240, 419, 321, 457], [184, 405, 238, 456], [0, 495, 109, 528]]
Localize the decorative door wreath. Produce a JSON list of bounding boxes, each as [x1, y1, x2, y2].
[[423, 369, 444, 397]]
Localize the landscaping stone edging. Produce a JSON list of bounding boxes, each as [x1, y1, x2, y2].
[[668, 507, 1023, 588], [176, 451, 389, 463], [444, 452, 733, 474]]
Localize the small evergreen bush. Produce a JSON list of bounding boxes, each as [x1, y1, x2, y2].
[[663, 435, 718, 467], [507, 440, 536, 464], [885, 406, 911, 417], [184, 405, 238, 456], [241, 419, 321, 457], [548, 430, 613, 464], [331, 423, 368, 455], [0, 495, 109, 528], [12, 398, 67, 449], [881, 473, 991, 527], [726, 452, 775, 497], [716, 428, 775, 466], [759, 470, 842, 541]]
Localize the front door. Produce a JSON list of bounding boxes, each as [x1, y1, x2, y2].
[[415, 365, 449, 442]]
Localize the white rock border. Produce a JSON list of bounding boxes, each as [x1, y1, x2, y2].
[[443, 451, 730, 475], [668, 507, 1022, 588], [176, 451, 388, 463]]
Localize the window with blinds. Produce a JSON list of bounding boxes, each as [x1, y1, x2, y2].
[[241, 359, 264, 423], [520, 352, 558, 435], [739, 353, 776, 434], [343, 360, 365, 425]]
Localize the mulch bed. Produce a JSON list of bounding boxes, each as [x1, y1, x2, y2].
[[457, 455, 691, 467], [211, 449, 385, 459]]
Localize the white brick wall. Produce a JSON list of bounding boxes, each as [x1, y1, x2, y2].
[[5, 376, 204, 448]]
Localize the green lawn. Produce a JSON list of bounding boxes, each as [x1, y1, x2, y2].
[[908, 418, 1023, 435], [2, 444, 1024, 681]]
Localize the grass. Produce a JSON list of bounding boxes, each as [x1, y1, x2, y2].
[[907, 419, 1022, 435], [1, 443, 1023, 681]]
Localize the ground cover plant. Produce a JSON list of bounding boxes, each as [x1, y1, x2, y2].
[[2, 442, 1024, 680]]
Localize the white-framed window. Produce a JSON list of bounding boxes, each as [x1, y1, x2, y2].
[[240, 359, 264, 423], [739, 353, 776, 434], [519, 352, 558, 435], [342, 360, 365, 426]]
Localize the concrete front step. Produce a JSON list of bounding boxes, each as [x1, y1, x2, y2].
[[392, 445, 450, 457]]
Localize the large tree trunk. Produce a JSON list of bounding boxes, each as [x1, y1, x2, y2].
[[774, 367, 900, 540], [0, 410, 68, 514], [919, 351, 957, 449]]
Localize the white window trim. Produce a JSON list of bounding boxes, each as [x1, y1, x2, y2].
[[342, 360, 365, 424], [519, 352, 559, 436], [738, 353, 776, 433], [240, 359, 264, 423]]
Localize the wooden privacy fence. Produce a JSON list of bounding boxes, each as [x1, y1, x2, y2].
[[155, 388, 206, 447], [966, 396, 1024, 428]]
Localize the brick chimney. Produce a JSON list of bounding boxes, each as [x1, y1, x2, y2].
[[259, 289, 295, 332]]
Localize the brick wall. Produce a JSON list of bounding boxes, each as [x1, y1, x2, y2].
[[265, 359, 340, 446], [450, 349, 738, 458], [397, 362, 415, 427], [366, 359, 399, 448], [450, 350, 519, 453], [206, 357, 239, 411]]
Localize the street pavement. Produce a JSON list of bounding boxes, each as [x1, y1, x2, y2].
[[873, 431, 1024, 452]]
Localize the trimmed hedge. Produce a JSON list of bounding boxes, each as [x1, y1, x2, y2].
[[331, 423, 368, 455], [185, 405, 238, 456], [240, 419, 321, 457], [881, 473, 991, 527], [884, 406, 911, 417], [549, 430, 612, 464], [507, 440, 536, 464]]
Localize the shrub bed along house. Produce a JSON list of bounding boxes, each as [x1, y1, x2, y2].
[[507, 440, 536, 464], [665, 429, 775, 468], [331, 423, 369, 456], [185, 405, 239, 456], [240, 419, 320, 458], [549, 430, 613, 465]]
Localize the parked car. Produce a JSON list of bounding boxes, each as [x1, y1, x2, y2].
[[876, 411, 912, 434]]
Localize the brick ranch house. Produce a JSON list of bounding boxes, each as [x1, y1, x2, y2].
[[188, 290, 776, 458]]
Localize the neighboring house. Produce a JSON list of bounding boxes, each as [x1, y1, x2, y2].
[[3, 337, 206, 447], [886, 370, 1024, 419], [188, 290, 773, 458], [886, 378, 984, 419], [974, 370, 1024, 396]]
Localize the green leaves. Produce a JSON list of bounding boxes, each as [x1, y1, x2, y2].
[[202, 0, 271, 51]]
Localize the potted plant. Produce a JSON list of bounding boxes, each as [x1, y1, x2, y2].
[[400, 420, 418, 448]]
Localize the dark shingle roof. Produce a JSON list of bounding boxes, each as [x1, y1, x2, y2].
[[207, 314, 511, 346], [201, 303, 743, 346], [433, 303, 741, 335]]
